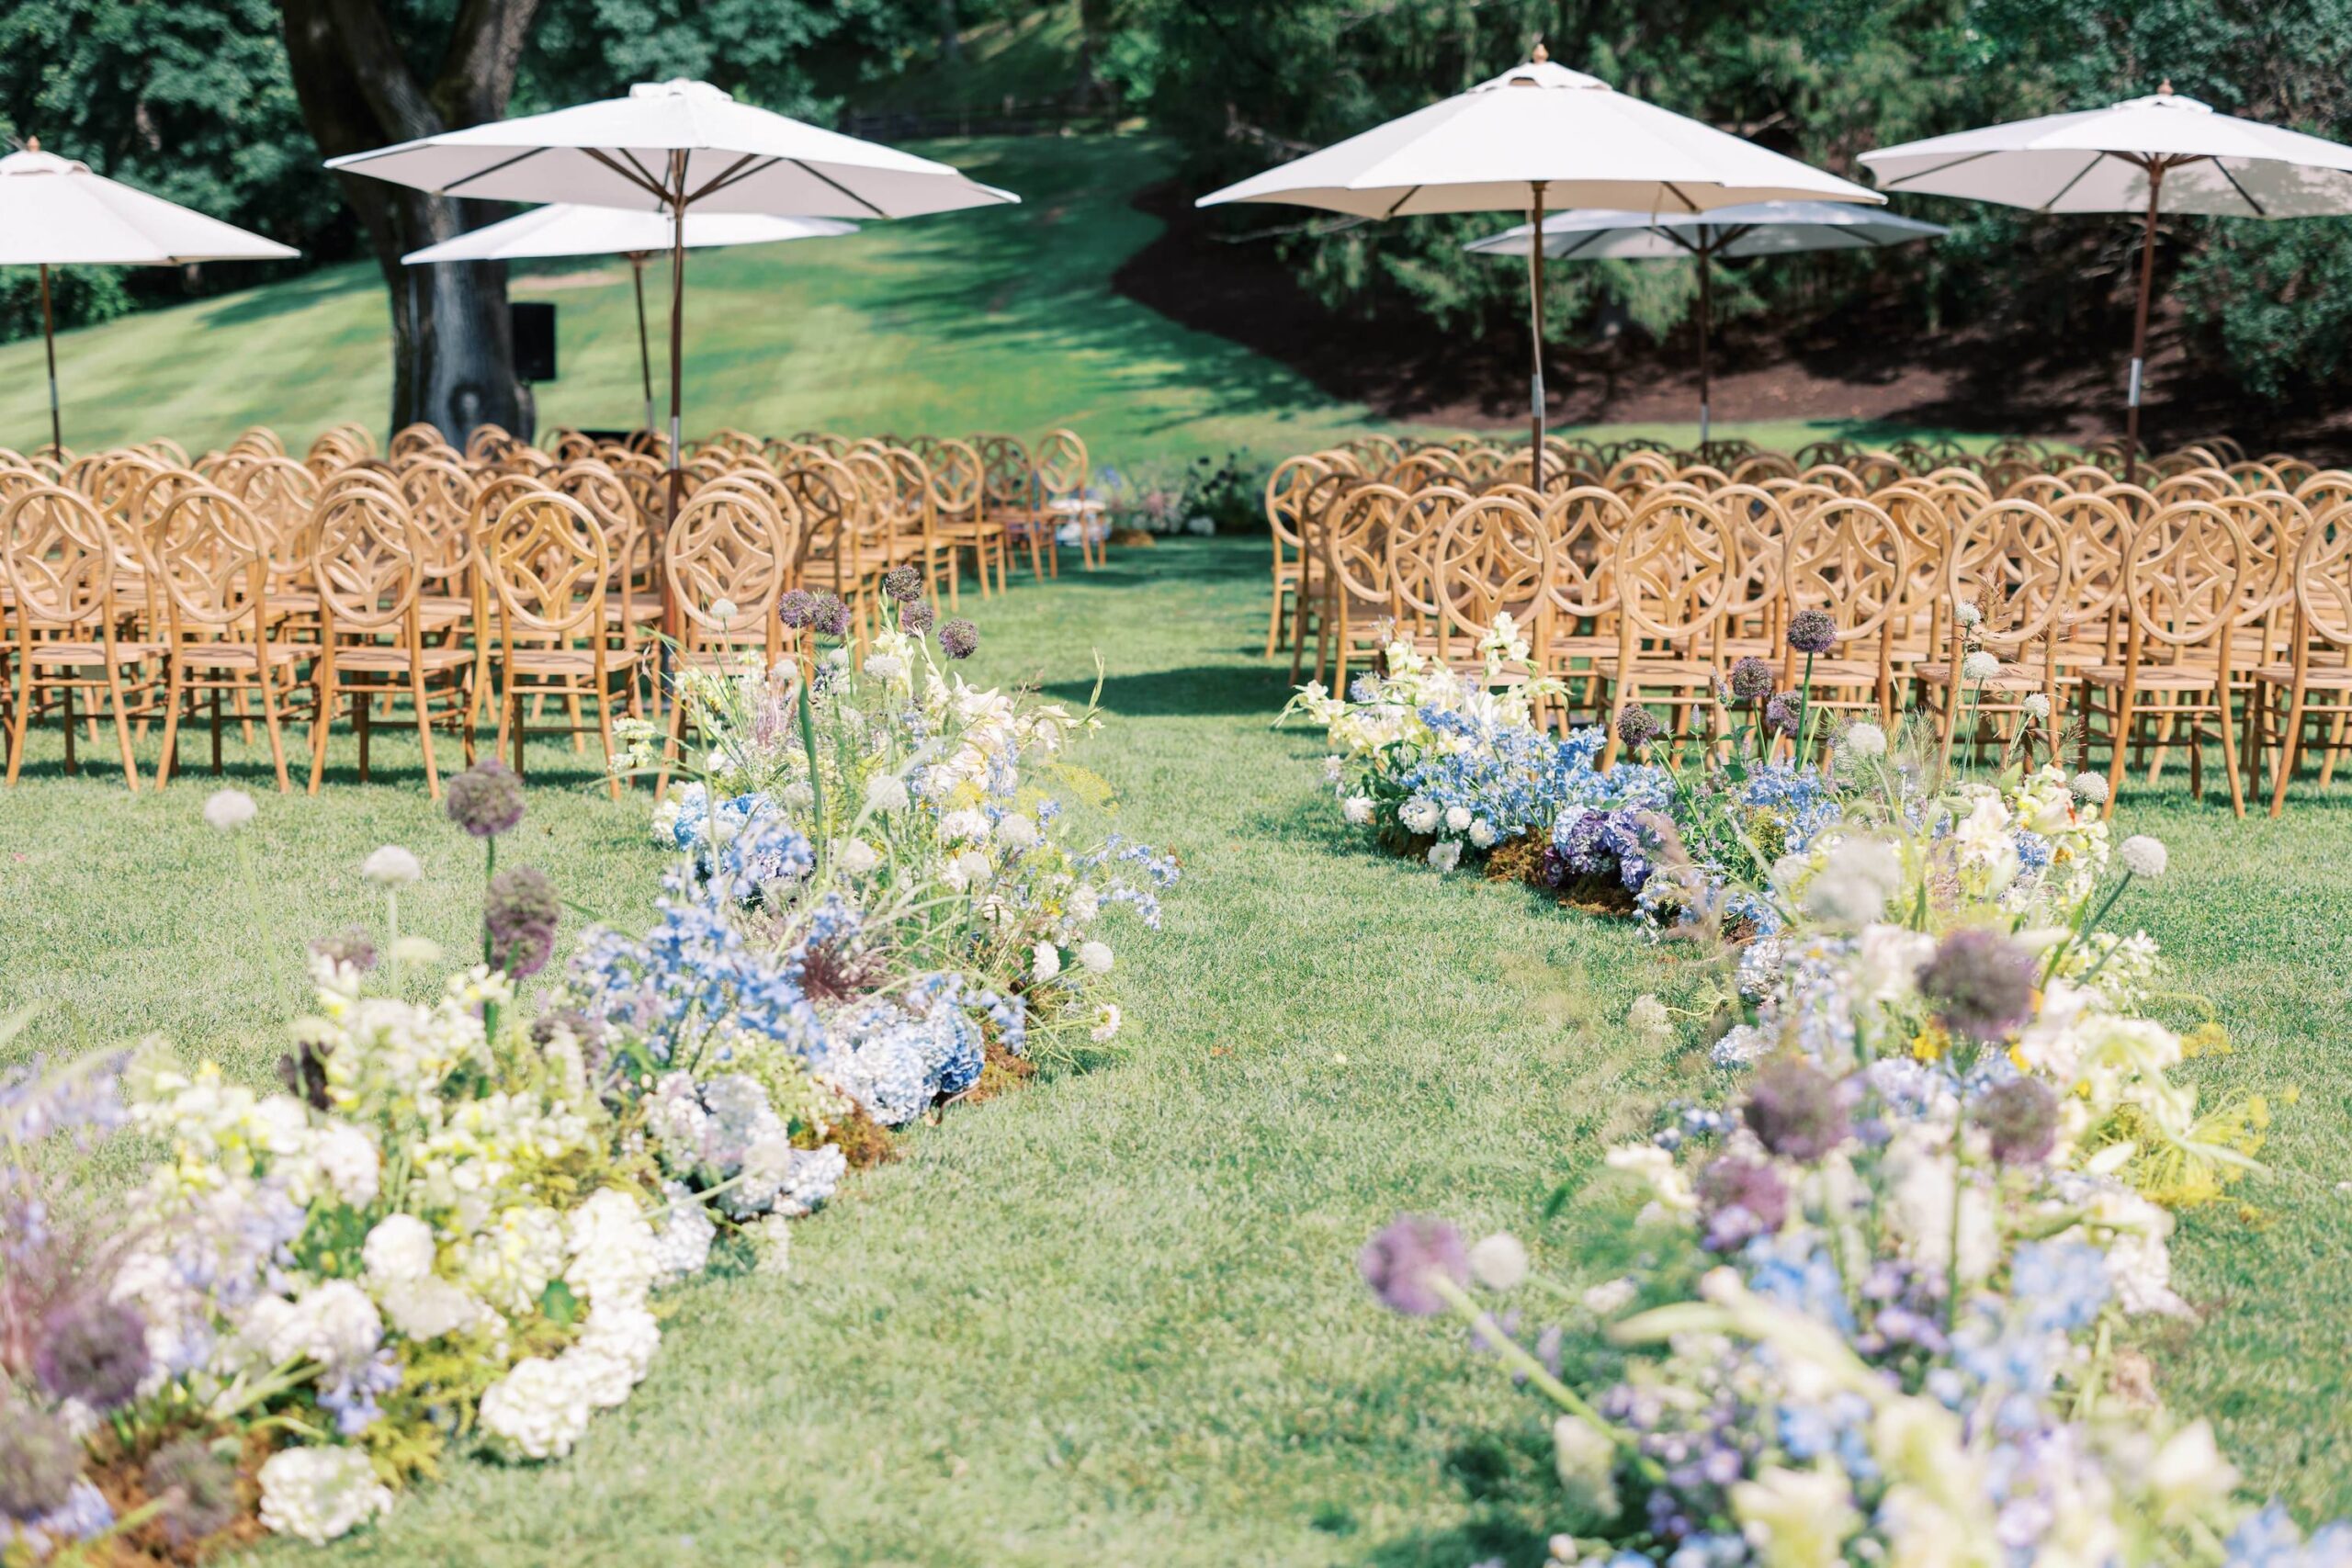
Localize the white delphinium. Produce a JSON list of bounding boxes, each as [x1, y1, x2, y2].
[[1842, 720, 1887, 758], [1467, 1233, 1529, 1291], [478, 1357, 594, 1460], [202, 788, 257, 832], [360, 845, 422, 886], [1090, 1002, 1123, 1043], [2119, 834, 2169, 878], [1341, 795, 1374, 826], [256, 1447, 393, 1543], [2071, 771, 2110, 805], [1962, 650, 2002, 682], [313, 1122, 380, 1207], [1427, 840, 1462, 873], [1076, 941, 1114, 975], [1032, 942, 1062, 983], [864, 773, 910, 813], [1443, 805, 1473, 833]]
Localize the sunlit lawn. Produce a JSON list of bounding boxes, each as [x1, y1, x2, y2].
[[3, 537, 2346, 1563]]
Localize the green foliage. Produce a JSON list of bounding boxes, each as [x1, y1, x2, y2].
[[0, 265, 134, 345]]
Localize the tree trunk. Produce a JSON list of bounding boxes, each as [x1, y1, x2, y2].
[[277, 0, 543, 443]]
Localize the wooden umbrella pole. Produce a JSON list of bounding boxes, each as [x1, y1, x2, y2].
[[39, 262, 62, 456], [2125, 159, 2165, 484], [629, 252, 655, 434], [664, 152, 688, 644], [1528, 180, 1548, 491], [1697, 245, 1713, 451]]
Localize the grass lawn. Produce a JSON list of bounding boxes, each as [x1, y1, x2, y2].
[[4, 537, 2347, 1563]]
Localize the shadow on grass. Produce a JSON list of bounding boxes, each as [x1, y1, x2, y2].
[[1046, 661, 1291, 717], [1357, 1431, 1556, 1567]]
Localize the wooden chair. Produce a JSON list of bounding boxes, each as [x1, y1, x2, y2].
[[2254, 502, 2352, 814], [652, 482, 796, 794], [1601, 491, 1742, 767], [148, 486, 300, 790], [1, 485, 153, 789], [481, 491, 641, 795], [1035, 429, 1106, 570]]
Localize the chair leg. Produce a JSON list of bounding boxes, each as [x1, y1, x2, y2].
[[413, 667, 442, 799], [4, 667, 31, 787], [2216, 694, 2245, 818], [356, 675, 373, 783], [308, 681, 333, 795], [256, 668, 290, 793], [155, 666, 187, 790], [61, 682, 76, 775], [2270, 685, 2308, 816], [2101, 673, 2137, 820], [598, 683, 621, 802]]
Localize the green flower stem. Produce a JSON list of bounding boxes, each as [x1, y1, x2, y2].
[[1794, 649, 1815, 769], [797, 668, 826, 840], [1427, 1274, 1647, 1472]]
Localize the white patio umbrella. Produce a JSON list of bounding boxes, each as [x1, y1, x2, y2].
[[1466, 201, 1947, 443], [1197, 44, 1880, 482], [329, 77, 1015, 502], [0, 139, 299, 454], [403, 203, 856, 434], [1860, 83, 2352, 468]]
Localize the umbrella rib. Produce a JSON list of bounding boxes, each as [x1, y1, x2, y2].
[[1381, 186, 1423, 219], [787, 159, 893, 219], [685, 152, 771, 206], [442, 146, 548, 197], [1661, 181, 1702, 213], [2036, 152, 2106, 212], [1552, 228, 1607, 259], [2211, 159, 2267, 216], [1874, 149, 1993, 190], [582, 148, 674, 207]]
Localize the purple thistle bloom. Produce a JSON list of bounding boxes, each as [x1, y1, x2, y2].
[[308, 928, 378, 972], [812, 592, 854, 639], [445, 759, 526, 838], [1359, 1215, 1469, 1316], [1763, 691, 1801, 738], [899, 600, 937, 636], [1916, 928, 2036, 1042], [485, 863, 561, 978], [1616, 705, 1662, 750], [880, 564, 923, 604], [1786, 608, 1838, 655], [1742, 1057, 1849, 1164], [940, 618, 979, 660], [33, 1300, 149, 1410], [144, 1437, 241, 1545], [1728, 656, 1775, 705], [777, 588, 821, 629], [0, 1404, 79, 1518], [1977, 1077, 2060, 1165], [1696, 1156, 1788, 1252]]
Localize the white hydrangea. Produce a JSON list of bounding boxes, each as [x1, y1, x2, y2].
[[360, 845, 422, 887], [478, 1357, 594, 1460], [377, 1276, 483, 1342], [560, 1304, 662, 1408], [1032, 942, 1062, 983], [256, 1447, 392, 1543], [202, 787, 257, 832], [566, 1188, 659, 1310], [361, 1214, 436, 1284], [2119, 834, 2168, 878], [454, 1204, 569, 1316], [313, 1122, 380, 1207], [1076, 941, 1114, 975], [864, 773, 910, 813], [1443, 805, 1473, 833], [256, 1281, 382, 1370], [1398, 796, 1441, 834], [1427, 840, 1462, 873], [650, 1182, 717, 1281], [1468, 818, 1498, 850], [1341, 795, 1374, 825], [751, 1213, 795, 1274]]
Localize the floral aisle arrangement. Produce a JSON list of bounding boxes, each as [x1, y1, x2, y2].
[[3, 588, 1174, 1561]]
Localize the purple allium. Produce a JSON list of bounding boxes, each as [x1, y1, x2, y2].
[[33, 1300, 149, 1410], [277, 1041, 332, 1111], [940, 618, 979, 660], [1916, 927, 2036, 1042], [1616, 705, 1662, 750], [1977, 1077, 2060, 1165], [144, 1437, 240, 1545], [899, 600, 937, 636], [445, 759, 526, 838], [880, 564, 922, 604], [777, 588, 821, 629], [812, 592, 854, 639], [1786, 608, 1838, 656], [1763, 692, 1801, 739], [1742, 1057, 1849, 1164], [1728, 656, 1775, 705], [1696, 1156, 1788, 1251], [0, 1403, 80, 1518], [308, 928, 378, 973], [1359, 1215, 1469, 1316], [485, 863, 560, 978]]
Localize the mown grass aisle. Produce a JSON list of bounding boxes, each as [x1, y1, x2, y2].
[[3, 538, 2346, 1564]]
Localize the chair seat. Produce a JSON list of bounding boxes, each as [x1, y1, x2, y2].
[[1799, 658, 1891, 686], [266, 591, 322, 615], [171, 641, 304, 670], [2078, 663, 2223, 692], [23, 639, 164, 667], [322, 644, 476, 674], [502, 646, 647, 676], [1618, 659, 1725, 687], [1915, 660, 2045, 692], [2251, 662, 2352, 689], [600, 599, 665, 626]]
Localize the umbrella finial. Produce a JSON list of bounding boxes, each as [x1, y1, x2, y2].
[[1531, 39, 1549, 63], [2158, 78, 2173, 95], [23, 135, 36, 152]]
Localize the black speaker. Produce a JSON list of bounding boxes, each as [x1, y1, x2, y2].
[[512, 301, 557, 383]]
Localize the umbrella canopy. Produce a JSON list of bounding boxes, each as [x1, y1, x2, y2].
[[401, 204, 854, 264], [1861, 84, 2352, 464], [332, 78, 1014, 470], [1466, 202, 1946, 442], [1, 141, 299, 452], [1197, 47, 1880, 478], [403, 203, 858, 435]]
